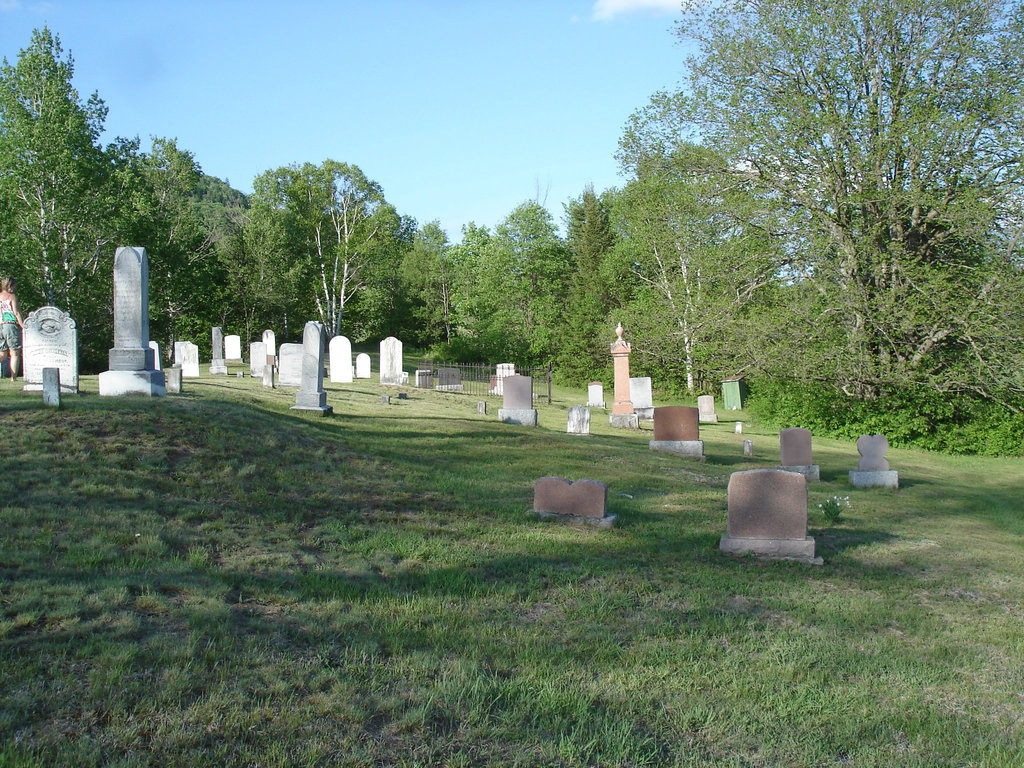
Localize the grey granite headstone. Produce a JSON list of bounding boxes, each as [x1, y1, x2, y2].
[[587, 381, 605, 409], [849, 434, 899, 488], [720, 469, 819, 563], [499, 375, 537, 426], [22, 306, 78, 394], [567, 406, 590, 435], [329, 335, 353, 383], [291, 321, 332, 415], [697, 395, 718, 423], [209, 327, 228, 375], [415, 369, 434, 388], [182, 343, 200, 378], [165, 367, 182, 394], [436, 367, 463, 391], [779, 427, 819, 481], [224, 334, 242, 362], [277, 343, 303, 387], [98, 246, 165, 397], [379, 336, 403, 385], [250, 342, 266, 377], [629, 377, 654, 420], [355, 353, 371, 379], [42, 368, 61, 407]]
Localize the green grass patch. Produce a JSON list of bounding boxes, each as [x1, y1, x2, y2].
[[1, 371, 1022, 766]]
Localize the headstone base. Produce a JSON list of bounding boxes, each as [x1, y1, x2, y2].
[[530, 510, 617, 528], [635, 406, 654, 421], [295, 390, 330, 410], [779, 464, 820, 482], [609, 413, 639, 429], [649, 440, 705, 460], [436, 384, 465, 392], [719, 535, 821, 565], [290, 404, 333, 416], [98, 369, 166, 397], [699, 415, 719, 424], [848, 470, 899, 489], [587, 401, 606, 409], [22, 383, 77, 394], [498, 408, 538, 426], [209, 363, 228, 375]]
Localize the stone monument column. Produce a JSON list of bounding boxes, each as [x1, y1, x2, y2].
[[291, 321, 332, 415], [609, 323, 638, 428], [209, 326, 228, 375], [98, 247, 166, 397]]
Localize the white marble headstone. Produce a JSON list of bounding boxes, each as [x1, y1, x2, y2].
[[22, 305, 78, 394], [278, 343, 303, 387], [379, 336, 403, 385], [355, 353, 371, 379], [182, 342, 200, 377], [329, 335, 353, 383], [250, 342, 266, 377], [262, 329, 276, 365], [224, 334, 242, 362]]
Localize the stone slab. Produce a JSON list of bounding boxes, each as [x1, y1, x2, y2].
[[250, 342, 267, 377], [533, 477, 608, 519], [649, 440, 705, 460], [498, 408, 538, 427], [165, 367, 182, 394], [856, 434, 890, 471], [780, 427, 813, 466], [726, 469, 808, 540], [719, 535, 821, 564], [848, 470, 899, 489], [355, 353, 371, 379], [609, 413, 639, 429], [98, 369, 166, 397], [653, 406, 699, 442], [697, 395, 718, 423], [42, 368, 61, 407], [567, 406, 590, 435], [379, 336, 403, 385], [224, 334, 242, 362], [277, 343, 303, 387], [22, 305, 78, 393]]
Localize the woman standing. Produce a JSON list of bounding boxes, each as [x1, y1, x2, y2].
[[0, 277, 25, 381]]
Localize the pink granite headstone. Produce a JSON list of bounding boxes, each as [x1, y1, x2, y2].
[[726, 469, 808, 540], [502, 375, 533, 410], [779, 427, 813, 466], [609, 323, 633, 416], [652, 406, 700, 441], [533, 477, 607, 518]]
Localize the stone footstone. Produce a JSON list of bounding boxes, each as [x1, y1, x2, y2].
[[477, 401, 487, 415], [530, 477, 615, 528], [382, 395, 391, 404], [743, 439, 753, 457], [42, 368, 61, 407], [849, 470, 899, 489], [649, 440, 705, 460]]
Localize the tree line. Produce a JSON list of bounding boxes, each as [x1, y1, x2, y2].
[[2, 2, 1022, 454]]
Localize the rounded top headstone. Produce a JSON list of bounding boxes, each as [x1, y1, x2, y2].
[[856, 434, 890, 471]]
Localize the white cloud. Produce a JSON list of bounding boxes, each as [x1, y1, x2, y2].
[[592, 0, 680, 21], [0, 0, 22, 11]]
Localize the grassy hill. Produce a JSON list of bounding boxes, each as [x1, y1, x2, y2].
[[1, 370, 1022, 767]]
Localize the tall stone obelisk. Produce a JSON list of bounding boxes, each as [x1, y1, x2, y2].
[[609, 323, 637, 428]]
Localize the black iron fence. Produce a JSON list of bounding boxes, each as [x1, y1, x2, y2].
[[412, 362, 552, 404]]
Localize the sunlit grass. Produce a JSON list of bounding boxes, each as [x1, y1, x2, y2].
[[0, 368, 1021, 766]]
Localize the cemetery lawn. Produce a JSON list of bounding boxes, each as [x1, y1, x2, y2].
[[2, 371, 1022, 768]]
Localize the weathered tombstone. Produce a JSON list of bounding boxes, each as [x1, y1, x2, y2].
[[649, 406, 704, 459], [849, 434, 899, 488], [379, 336, 403, 385], [567, 406, 590, 435], [531, 477, 615, 527], [735, 421, 743, 434], [477, 401, 487, 415], [291, 321, 332, 415], [250, 342, 267, 377], [498, 375, 537, 426], [277, 343, 303, 387], [355, 353, 371, 379], [415, 369, 434, 388], [262, 359, 275, 388], [98, 247, 166, 397], [209, 327, 228, 375], [165, 367, 182, 394], [779, 427, 820, 481], [262, 329, 276, 367], [743, 439, 753, 457], [491, 363, 515, 394], [587, 381, 606, 409], [609, 323, 638, 428], [697, 395, 718, 424], [329, 335, 353, 383], [435, 367, 463, 391], [173, 341, 186, 366], [224, 334, 242, 362], [149, 340, 162, 371], [21, 306, 78, 394], [42, 368, 61, 407], [381, 395, 391, 404], [629, 377, 654, 421], [181, 342, 200, 378], [720, 469, 819, 564]]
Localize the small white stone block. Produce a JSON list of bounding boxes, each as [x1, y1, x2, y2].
[[848, 470, 899, 489]]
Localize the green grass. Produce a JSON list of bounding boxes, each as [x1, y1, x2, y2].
[[1, 369, 1022, 767]]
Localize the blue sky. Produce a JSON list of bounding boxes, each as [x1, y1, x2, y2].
[[1, 0, 687, 240]]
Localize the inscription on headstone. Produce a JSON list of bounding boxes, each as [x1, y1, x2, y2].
[[22, 305, 78, 394], [720, 469, 818, 563]]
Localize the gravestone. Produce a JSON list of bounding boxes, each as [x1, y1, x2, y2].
[[262, 329, 276, 367], [165, 367, 182, 394], [149, 340, 162, 371], [849, 434, 899, 488], [173, 341, 186, 366], [743, 439, 753, 457], [250, 342, 266, 377], [779, 427, 820, 481], [224, 334, 242, 362], [181, 343, 200, 377], [415, 370, 434, 388], [262, 359, 275, 388], [329, 335, 353, 383], [379, 336, 403, 385], [587, 381, 605, 409], [609, 323, 637, 428], [649, 406, 704, 460], [22, 306, 78, 394], [491, 363, 515, 394], [735, 422, 743, 434], [42, 368, 61, 407], [291, 321, 332, 415], [355, 353, 371, 379], [697, 395, 718, 423], [277, 343, 303, 387], [531, 477, 615, 527], [381, 395, 391, 404], [436, 367, 463, 391], [498, 375, 537, 426], [477, 401, 487, 415], [629, 377, 654, 421], [98, 246, 166, 397], [566, 406, 590, 435], [209, 327, 228, 375], [720, 469, 819, 564]]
